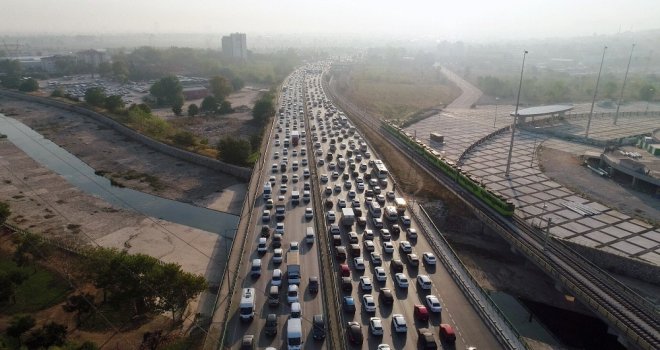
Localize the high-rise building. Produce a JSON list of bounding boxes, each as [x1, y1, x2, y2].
[[222, 33, 247, 61]]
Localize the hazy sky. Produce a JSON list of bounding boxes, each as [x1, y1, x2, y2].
[[2, 0, 658, 40]]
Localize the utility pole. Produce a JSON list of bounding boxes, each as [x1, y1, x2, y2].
[[586, 46, 607, 138], [614, 43, 635, 125], [505, 50, 528, 177]]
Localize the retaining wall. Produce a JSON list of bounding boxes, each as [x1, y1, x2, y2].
[[0, 89, 252, 180]]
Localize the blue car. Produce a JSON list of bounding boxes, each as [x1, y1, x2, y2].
[[343, 296, 356, 313]]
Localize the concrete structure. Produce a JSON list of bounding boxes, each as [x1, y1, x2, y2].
[[221, 33, 247, 61], [76, 49, 109, 68], [40, 54, 76, 74], [182, 86, 210, 101]]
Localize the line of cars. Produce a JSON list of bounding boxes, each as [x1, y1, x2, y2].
[[304, 62, 460, 349]]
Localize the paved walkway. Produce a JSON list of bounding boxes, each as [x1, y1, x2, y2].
[[406, 103, 660, 268]]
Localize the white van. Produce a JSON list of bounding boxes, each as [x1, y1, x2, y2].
[[239, 288, 255, 321], [305, 227, 315, 244], [287, 318, 303, 350]]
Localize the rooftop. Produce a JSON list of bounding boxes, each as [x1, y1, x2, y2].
[[512, 105, 574, 117]]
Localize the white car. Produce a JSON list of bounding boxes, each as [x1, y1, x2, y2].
[[287, 284, 299, 303], [395, 273, 409, 289], [392, 314, 407, 333], [369, 317, 384, 336], [273, 248, 283, 264], [377, 344, 391, 350], [374, 267, 387, 282], [425, 295, 442, 313], [417, 274, 432, 290], [262, 210, 271, 222], [364, 240, 375, 252], [271, 269, 283, 286], [305, 207, 314, 219], [353, 257, 366, 270], [360, 276, 373, 291], [320, 174, 328, 182], [326, 211, 336, 222], [399, 241, 412, 254], [423, 252, 437, 265], [382, 241, 394, 254], [362, 294, 376, 313]]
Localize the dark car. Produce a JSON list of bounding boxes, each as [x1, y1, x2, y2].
[[313, 314, 326, 340], [391, 259, 404, 273], [346, 321, 363, 345], [341, 276, 352, 293], [439, 324, 457, 343], [264, 314, 277, 336], [343, 296, 356, 313], [272, 233, 282, 248], [379, 288, 394, 305], [309, 276, 319, 294], [261, 225, 271, 238], [418, 328, 438, 349], [357, 216, 367, 228], [390, 224, 401, 235]]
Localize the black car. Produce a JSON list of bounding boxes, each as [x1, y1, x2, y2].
[[379, 288, 394, 305], [264, 314, 277, 336], [312, 314, 326, 340], [309, 276, 319, 294], [240, 335, 254, 350], [341, 276, 352, 293], [391, 259, 404, 273], [346, 321, 363, 345], [390, 224, 401, 235], [261, 225, 271, 238], [272, 233, 282, 248]]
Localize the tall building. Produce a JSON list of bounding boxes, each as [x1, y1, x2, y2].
[[222, 33, 247, 61]]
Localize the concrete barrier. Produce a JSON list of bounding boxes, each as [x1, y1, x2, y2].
[[0, 89, 252, 180]]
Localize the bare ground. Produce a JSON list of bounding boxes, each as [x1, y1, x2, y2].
[[0, 96, 246, 215], [538, 145, 660, 226]]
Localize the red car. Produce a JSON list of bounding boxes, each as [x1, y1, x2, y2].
[[439, 324, 456, 343], [339, 263, 350, 277], [414, 304, 429, 321]]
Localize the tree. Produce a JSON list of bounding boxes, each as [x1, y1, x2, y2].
[[230, 77, 245, 91], [51, 88, 65, 98], [209, 76, 233, 100], [84, 87, 106, 107], [172, 94, 184, 116], [19, 78, 39, 92], [25, 322, 68, 349], [217, 136, 252, 166], [0, 270, 28, 304], [152, 262, 207, 322], [97, 62, 113, 78], [0, 59, 22, 88], [104, 95, 125, 113], [172, 131, 195, 147], [0, 201, 10, 225], [200, 96, 218, 114], [129, 103, 151, 114], [187, 103, 199, 117], [6, 314, 35, 345], [112, 60, 130, 83], [639, 84, 656, 101], [149, 75, 183, 106], [252, 94, 275, 125], [218, 100, 233, 114]]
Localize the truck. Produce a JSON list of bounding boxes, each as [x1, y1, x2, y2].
[[291, 130, 300, 146], [341, 208, 355, 227], [263, 181, 272, 199], [287, 251, 301, 284], [394, 197, 407, 213]]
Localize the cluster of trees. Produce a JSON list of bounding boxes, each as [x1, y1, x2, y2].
[[216, 91, 275, 166], [0, 59, 39, 92], [476, 73, 657, 105], [149, 75, 185, 115], [191, 75, 235, 117], [83, 87, 125, 113], [4, 315, 95, 349]]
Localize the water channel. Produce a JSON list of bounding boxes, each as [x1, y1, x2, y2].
[[0, 114, 239, 235]]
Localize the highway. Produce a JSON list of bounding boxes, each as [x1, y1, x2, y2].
[[224, 71, 328, 349], [305, 62, 502, 349]]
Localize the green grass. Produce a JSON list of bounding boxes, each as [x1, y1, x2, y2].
[[0, 256, 71, 314]]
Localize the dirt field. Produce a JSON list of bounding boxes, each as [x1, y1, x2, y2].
[[0, 96, 245, 215], [538, 146, 660, 225]]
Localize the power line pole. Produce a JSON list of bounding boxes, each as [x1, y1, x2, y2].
[[505, 50, 528, 177], [585, 46, 607, 138], [614, 43, 635, 125]]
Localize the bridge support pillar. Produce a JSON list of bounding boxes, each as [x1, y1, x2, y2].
[[607, 326, 630, 348]]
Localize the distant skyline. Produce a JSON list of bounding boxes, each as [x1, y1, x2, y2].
[[2, 0, 659, 41]]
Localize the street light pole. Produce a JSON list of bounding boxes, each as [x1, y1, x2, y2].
[[493, 97, 500, 128], [505, 50, 528, 177], [646, 88, 654, 113], [614, 43, 635, 125], [586, 46, 607, 138]]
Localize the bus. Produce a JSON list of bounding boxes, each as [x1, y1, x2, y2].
[[372, 159, 389, 179]]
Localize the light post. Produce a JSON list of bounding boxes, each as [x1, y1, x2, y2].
[[543, 217, 553, 251], [493, 97, 500, 128], [219, 228, 238, 293], [614, 43, 635, 125], [586, 46, 607, 138], [646, 88, 654, 113], [505, 50, 528, 177]]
